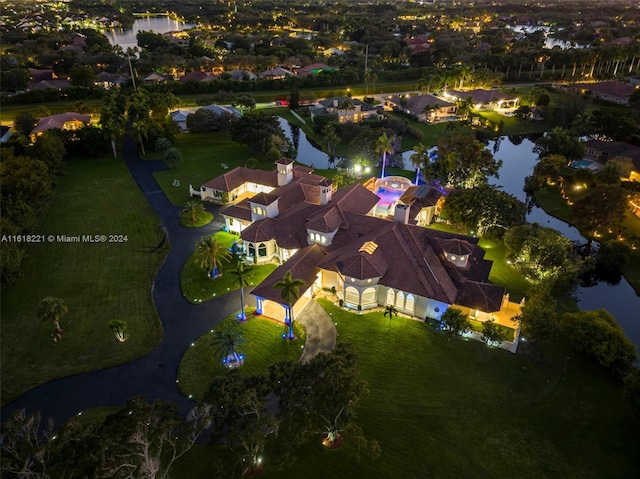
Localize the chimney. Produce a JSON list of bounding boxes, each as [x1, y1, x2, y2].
[[394, 203, 411, 224]]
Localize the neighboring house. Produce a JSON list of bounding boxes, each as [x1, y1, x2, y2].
[[142, 72, 174, 84], [201, 104, 242, 117], [443, 89, 519, 110], [584, 139, 640, 180], [163, 31, 190, 47], [406, 35, 431, 54], [170, 104, 242, 131], [323, 47, 345, 57], [169, 109, 193, 132], [28, 68, 55, 83], [29, 79, 72, 91], [388, 94, 457, 123], [29, 112, 90, 141], [259, 67, 294, 79], [95, 71, 128, 89], [295, 63, 334, 77], [0, 126, 12, 143], [226, 69, 257, 81], [575, 81, 636, 105], [310, 97, 379, 123], [201, 160, 521, 351], [180, 71, 217, 83]]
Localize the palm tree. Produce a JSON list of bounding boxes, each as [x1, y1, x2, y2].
[[422, 103, 437, 123], [194, 235, 232, 279], [211, 321, 247, 366], [108, 320, 128, 342], [36, 297, 68, 331], [384, 304, 398, 331], [131, 120, 148, 154], [375, 132, 394, 179], [409, 143, 429, 185], [155, 137, 172, 152], [273, 271, 305, 340], [181, 200, 206, 223], [163, 147, 183, 169], [102, 118, 120, 158], [230, 262, 253, 322]]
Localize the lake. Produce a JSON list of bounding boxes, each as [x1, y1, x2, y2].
[[105, 16, 194, 52], [283, 119, 640, 350]]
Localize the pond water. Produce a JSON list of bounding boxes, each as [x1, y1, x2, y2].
[[490, 136, 639, 350], [105, 16, 194, 52], [283, 117, 640, 349], [506, 25, 589, 50]]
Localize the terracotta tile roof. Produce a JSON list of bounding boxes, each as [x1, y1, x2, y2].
[[304, 184, 380, 233], [251, 245, 325, 304], [438, 238, 476, 256], [335, 242, 389, 279], [276, 158, 295, 165], [576, 81, 635, 99], [220, 200, 252, 222], [241, 217, 278, 243], [249, 192, 279, 206], [315, 213, 504, 310], [455, 282, 504, 313], [202, 167, 278, 192]]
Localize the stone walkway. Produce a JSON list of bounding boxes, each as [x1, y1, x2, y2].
[[296, 300, 337, 363]]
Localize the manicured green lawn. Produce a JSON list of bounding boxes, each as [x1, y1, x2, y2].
[[177, 313, 305, 402], [0, 156, 167, 406], [468, 318, 515, 342], [180, 232, 277, 304], [151, 131, 261, 206], [478, 237, 532, 302], [179, 211, 214, 228], [174, 298, 638, 478]]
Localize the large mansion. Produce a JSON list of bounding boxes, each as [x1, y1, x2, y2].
[[194, 160, 521, 347]]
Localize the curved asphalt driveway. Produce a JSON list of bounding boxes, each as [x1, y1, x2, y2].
[[1, 136, 253, 424], [2, 134, 337, 426]]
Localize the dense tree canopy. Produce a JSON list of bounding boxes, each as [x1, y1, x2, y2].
[[427, 133, 502, 188], [533, 127, 584, 161], [440, 184, 526, 237], [560, 309, 637, 371], [504, 223, 581, 282], [229, 111, 287, 157], [571, 184, 627, 239]]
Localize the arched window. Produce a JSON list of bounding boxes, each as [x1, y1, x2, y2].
[[386, 288, 395, 306], [405, 294, 415, 313], [248, 243, 256, 257], [345, 286, 359, 305], [362, 287, 377, 305], [396, 291, 405, 309], [258, 243, 267, 257]]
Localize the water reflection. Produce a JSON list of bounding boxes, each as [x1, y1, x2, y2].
[[488, 136, 640, 350], [106, 17, 194, 52]]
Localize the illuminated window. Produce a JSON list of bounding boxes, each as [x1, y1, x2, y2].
[[405, 294, 415, 313], [386, 288, 395, 306], [396, 291, 405, 309], [345, 286, 359, 304], [362, 287, 377, 305]]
